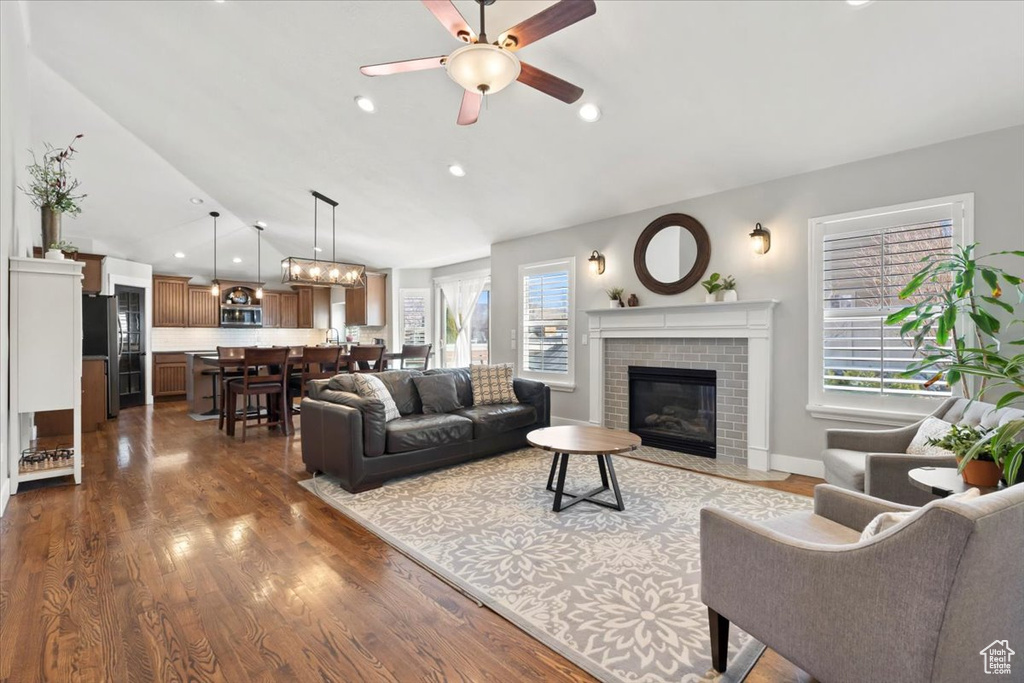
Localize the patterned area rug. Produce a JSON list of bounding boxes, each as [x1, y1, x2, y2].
[[299, 448, 812, 683]]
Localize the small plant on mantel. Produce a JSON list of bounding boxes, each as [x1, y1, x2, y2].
[[702, 273, 736, 302], [605, 287, 625, 308]]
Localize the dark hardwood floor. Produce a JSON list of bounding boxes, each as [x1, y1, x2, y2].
[[0, 402, 819, 682]]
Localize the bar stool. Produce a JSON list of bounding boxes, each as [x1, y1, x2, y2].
[[400, 343, 432, 370], [225, 346, 291, 442], [349, 344, 385, 373], [216, 346, 247, 431], [288, 346, 344, 407]]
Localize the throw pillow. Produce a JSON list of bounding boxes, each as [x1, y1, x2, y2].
[[352, 373, 401, 422], [859, 487, 980, 542], [906, 417, 955, 457], [412, 374, 462, 415], [470, 363, 518, 406]]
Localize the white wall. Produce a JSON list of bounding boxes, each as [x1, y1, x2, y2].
[[1, 1, 35, 515], [490, 126, 1024, 466]]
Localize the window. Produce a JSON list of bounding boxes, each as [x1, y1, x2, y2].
[[519, 257, 575, 389], [808, 194, 973, 421], [399, 288, 430, 345], [435, 273, 490, 367]]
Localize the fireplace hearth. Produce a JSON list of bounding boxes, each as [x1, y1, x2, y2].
[[628, 366, 716, 458]]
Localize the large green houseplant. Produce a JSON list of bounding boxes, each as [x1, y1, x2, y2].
[[886, 245, 1024, 485]]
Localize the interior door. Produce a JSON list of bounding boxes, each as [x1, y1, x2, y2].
[[116, 285, 146, 408]]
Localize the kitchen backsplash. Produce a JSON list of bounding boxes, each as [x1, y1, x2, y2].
[[152, 327, 327, 351]]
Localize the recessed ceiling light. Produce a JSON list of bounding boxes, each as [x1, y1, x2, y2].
[[313, 246, 324, 253], [448, 164, 466, 177], [174, 252, 186, 258], [846, 0, 873, 5], [355, 96, 376, 113], [189, 197, 204, 205], [232, 257, 242, 263], [578, 103, 601, 122], [255, 220, 267, 228]]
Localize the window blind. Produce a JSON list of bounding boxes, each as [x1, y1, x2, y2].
[[522, 269, 570, 374], [400, 291, 427, 344]]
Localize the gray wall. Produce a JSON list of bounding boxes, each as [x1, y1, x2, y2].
[[490, 126, 1024, 462]]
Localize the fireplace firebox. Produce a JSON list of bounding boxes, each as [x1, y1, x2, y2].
[[628, 366, 716, 458]]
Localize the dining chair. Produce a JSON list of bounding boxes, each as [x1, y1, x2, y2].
[[216, 346, 247, 431], [225, 346, 291, 442], [400, 343, 432, 370], [349, 344, 385, 373], [289, 346, 344, 403]]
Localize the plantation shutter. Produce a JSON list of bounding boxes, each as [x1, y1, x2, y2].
[[522, 264, 571, 375], [400, 289, 428, 344], [822, 214, 956, 398]]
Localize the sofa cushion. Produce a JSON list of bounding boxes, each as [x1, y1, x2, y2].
[[761, 511, 862, 545], [353, 374, 400, 422], [373, 370, 424, 415], [470, 363, 518, 406], [424, 367, 474, 407], [823, 448, 867, 492], [385, 414, 474, 454], [454, 404, 537, 439], [412, 374, 462, 414], [940, 398, 1024, 431]]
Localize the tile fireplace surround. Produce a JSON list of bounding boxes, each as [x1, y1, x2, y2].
[[586, 300, 778, 471]]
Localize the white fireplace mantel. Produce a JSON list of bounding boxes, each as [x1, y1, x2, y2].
[[585, 299, 779, 471]]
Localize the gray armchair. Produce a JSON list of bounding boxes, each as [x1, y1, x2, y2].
[[700, 483, 1024, 683], [824, 397, 1024, 505]]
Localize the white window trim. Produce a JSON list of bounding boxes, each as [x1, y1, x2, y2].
[[806, 193, 974, 424], [518, 257, 576, 391], [398, 287, 431, 348]]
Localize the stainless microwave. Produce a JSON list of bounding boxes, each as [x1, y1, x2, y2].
[[221, 305, 262, 327]]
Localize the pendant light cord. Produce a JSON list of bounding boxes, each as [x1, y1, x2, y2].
[[332, 204, 336, 263]]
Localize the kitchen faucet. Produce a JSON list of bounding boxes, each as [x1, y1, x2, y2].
[[326, 328, 341, 345]]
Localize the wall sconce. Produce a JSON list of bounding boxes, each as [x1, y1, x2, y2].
[[750, 222, 771, 255], [588, 250, 606, 275]]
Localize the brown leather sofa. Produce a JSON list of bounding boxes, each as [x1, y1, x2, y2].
[[300, 367, 550, 492]]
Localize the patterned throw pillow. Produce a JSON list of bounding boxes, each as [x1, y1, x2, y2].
[[352, 373, 401, 422], [906, 417, 955, 456], [470, 363, 519, 406]]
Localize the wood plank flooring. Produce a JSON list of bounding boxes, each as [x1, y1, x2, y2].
[[0, 402, 819, 682]]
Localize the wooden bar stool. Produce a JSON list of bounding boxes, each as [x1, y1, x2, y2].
[[216, 346, 247, 431], [226, 347, 291, 442], [400, 343, 432, 370], [349, 344, 385, 373], [289, 346, 344, 407]]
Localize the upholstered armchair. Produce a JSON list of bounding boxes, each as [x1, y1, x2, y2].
[[823, 397, 1024, 505], [700, 483, 1023, 683]]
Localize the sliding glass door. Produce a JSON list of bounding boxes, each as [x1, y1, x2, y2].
[[437, 275, 490, 368]]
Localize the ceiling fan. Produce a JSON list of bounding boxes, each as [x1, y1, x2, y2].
[[360, 0, 597, 125]]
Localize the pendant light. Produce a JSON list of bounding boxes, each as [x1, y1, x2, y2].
[[254, 223, 264, 299], [281, 190, 365, 288], [210, 211, 220, 296]]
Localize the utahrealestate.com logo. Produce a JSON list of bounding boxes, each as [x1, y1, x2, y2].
[[980, 640, 1015, 676]]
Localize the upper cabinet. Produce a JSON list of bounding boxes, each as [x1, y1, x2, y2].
[[346, 272, 387, 327], [32, 248, 103, 294], [153, 275, 191, 327], [187, 285, 219, 327], [262, 292, 280, 328], [280, 292, 299, 328], [294, 286, 331, 329]]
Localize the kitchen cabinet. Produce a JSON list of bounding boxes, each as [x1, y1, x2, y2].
[[31, 248, 103, 294], [345, 272, 387, 327], [152, 352, 187, 398], [153, 275, 191, 327], [297, 287, 313, 328], [294, 286, 331, 329], [188, 285, 219, 327], [262, 292, 280, 328], [82, 358, 107, 433], [280, 293, 299, 329]]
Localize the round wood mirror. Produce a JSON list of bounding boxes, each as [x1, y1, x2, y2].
[[633, 213, 711, 295]]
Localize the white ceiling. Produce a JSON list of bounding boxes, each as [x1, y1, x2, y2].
[[25, 0, 1024, 277]]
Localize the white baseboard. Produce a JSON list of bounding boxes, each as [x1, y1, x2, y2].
[[550, 416, 593, 427], [769, 453, 825, 478], [0, 478, 10, 517]]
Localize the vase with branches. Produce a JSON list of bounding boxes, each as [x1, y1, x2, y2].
[[19, 134, 86, 252]]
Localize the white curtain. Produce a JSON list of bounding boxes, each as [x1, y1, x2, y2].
[[441, 277, 486, 367]]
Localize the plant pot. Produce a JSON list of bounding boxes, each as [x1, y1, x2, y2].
[[722, 289, 738, 302], [44, 248, 65, 260], [957, 457, 1002, 487], [705, 292, 719, 303], [41, 206, 61, 252], [609, 299, 622, 309]]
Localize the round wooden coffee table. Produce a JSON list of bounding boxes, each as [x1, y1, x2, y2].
[[527, 426, 641, 512]]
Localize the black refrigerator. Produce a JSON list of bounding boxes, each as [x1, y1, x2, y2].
[[82, 294, 120, 419]]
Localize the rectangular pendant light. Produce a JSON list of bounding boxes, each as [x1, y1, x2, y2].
[[281, 190, 367, 289]]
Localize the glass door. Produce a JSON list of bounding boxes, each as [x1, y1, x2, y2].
[[116, 285, 146, 408], [437, 277, 490, 368]]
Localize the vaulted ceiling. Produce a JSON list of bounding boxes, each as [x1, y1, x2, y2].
[[26, 0, 1024, 280]]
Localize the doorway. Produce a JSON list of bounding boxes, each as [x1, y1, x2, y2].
[[115, 285, 146, 408]]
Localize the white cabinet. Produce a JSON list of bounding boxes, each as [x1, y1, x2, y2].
[[9, 257, 84, 492]]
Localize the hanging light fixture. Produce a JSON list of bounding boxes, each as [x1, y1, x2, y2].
[[281, 191, 365, 288], [254, 223, 264, 299], [210, 211, 220, 296]]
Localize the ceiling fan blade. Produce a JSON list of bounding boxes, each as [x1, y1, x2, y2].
[[499, 0, 596, 51], [456, 90, 482, 126], [516, 62, 583, 104], [360, 56, 446, 77], [422, 0, 476, 43]]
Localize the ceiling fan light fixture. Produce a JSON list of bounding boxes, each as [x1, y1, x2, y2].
[[578, 102, 601, 122], [448, 163, 466, 177], [445, 44, 520, 95], [354, 96, 376, 113]]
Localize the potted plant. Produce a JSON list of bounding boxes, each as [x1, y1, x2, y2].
[[45, 239, 79, 261], [701, 273, 724, 302], [19, 134, 86, 252], [720, 275, 737, 302], [927, 424, 1002, 487], [605, 287, 625, 308]]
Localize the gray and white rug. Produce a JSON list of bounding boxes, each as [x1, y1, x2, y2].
[[299, 448, 812, 683]]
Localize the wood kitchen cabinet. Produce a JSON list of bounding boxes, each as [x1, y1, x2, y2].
[[82, 358, 107, 432], [153, 275, 191, 327], [280, 293, 299, 329], [152, 352, 187, 399], [294, 286, 331, 329], [188, 285, 219, 327], [297, 287, 313, 328], [345, 272, 387, 327], [262, 292, 280, 328], [31, 248, 103, 294]]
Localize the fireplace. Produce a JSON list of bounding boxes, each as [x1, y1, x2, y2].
[[628, 366, 716, 458]]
